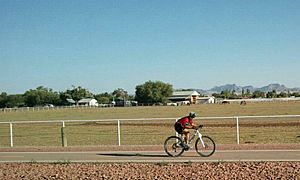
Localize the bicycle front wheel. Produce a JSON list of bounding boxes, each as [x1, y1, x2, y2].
[[164, 136, 185, 157], [195, 136, 216, 157]]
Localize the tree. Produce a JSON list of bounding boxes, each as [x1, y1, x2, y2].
[[229, 90, 239, 99], [278, 92, 288, 98], [135, 81, 173, 104], [266, 90, 277, 98], [212, 93, 221, 98], [94, 92, 113, 104], [241, 88, 245, 97], [112, 88, 129, 99], [5, 94, 25, 108], [23, 86, 60, 107], [245, 89, 251, 97], [220, 90, 231, 99], [0, 92, 8, 108], [63, 86, 93, 105], [291, 92, 300, 97], [252, 91, 265, 98], [0, 92, 24, 108], [59, 91, 72, 105]]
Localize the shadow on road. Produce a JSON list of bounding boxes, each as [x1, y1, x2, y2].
[[97, 153, 168, 158]]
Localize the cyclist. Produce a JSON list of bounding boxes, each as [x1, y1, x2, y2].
[[174, 112, 199, 149]]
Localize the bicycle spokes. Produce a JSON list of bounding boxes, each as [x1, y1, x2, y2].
[[195, 136, 216, 157], [164, 136, 185, 157]]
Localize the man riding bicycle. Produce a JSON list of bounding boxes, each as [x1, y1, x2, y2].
[[174, 112, 200, 148]]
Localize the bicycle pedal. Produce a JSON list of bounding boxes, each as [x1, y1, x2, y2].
[[183, 145, 190, 151]]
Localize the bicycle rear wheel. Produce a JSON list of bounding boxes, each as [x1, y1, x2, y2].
[[195, 136, 216, 157], [164, 136, 185, 157]]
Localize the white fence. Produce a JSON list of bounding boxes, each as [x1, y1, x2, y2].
[[0, 115, 300, 147], [2, 97, 300, 113], [223, 97, 300, 103], [0, 105, 112, 113]]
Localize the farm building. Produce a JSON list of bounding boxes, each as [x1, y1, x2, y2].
[[115, 97, 138, 107], [168, 91, 216, 105], [66, 98, 76, 105], [197, 96, 216, 104], [78, 98, 99, 106], [168, 91, 200, 104]]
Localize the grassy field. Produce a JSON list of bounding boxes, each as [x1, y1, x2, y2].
[[1, 101, 300, 121], [0, 101, 300, 147]]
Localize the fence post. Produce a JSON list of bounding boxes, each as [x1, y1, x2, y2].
[[117, 120, 121, 146], [175, 118, 178, 137], [9, 123, 13, 147], [61, 121, 67, 147], [236, 117, 240, 145]]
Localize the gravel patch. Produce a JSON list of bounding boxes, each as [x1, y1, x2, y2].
[[0, 162, 299, 179], [1, 144, 299, 179]]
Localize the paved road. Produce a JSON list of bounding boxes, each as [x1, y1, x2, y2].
[[0, 150, 299, 163]]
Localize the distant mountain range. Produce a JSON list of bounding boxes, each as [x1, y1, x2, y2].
[[195, 83, 300, 95]]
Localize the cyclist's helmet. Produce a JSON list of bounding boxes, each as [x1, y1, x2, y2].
[[189, 112, 197, 118]]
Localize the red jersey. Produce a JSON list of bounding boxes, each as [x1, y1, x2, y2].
[[177, 116, 193, 129]]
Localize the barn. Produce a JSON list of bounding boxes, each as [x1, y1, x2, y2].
[[197, 96, 216, 104], [78, 98, 99, 106], [168, 90, 200, 104]]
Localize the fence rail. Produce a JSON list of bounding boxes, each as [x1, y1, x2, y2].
[[0, 115, 299, 147], [0, 105, 108, 113], [0, 103, 177, 113], [2, 97, 300, 113]]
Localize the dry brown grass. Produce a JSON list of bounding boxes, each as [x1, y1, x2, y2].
[[1, 101, 300, 121], [0, 101, 299, 147]]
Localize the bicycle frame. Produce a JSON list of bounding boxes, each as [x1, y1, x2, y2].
[[177, 128, 206, 147]]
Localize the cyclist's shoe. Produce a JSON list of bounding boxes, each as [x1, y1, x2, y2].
[[180, 143, 190, 151], [186, 144, 194, 151], [174, 143, 182, 148]]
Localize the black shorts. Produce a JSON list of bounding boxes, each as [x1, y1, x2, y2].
[[174, 123, 183, 134]]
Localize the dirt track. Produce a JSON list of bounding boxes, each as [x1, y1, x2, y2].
[[1, 143, 300, 152], [0, 162, 299, 179]]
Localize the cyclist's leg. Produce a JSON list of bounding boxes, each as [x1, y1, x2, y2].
[[182, 129, 190, 144]]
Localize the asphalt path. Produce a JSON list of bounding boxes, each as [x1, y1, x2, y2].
[[0, 150, 299, 163]]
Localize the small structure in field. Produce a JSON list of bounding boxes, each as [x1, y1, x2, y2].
[[197, 96, 216, 104], [78, 98, 99, 107], [168, 90, 200, 105]]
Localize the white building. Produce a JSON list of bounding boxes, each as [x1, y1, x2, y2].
[[197, 97, 216, 104], [168, 90, 216, 105], [168, 91, 200, 104], [78, 98, 99, 106]]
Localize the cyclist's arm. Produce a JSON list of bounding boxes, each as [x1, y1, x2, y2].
[[191, 122, 198, 129], [186, 122, 197, 129]]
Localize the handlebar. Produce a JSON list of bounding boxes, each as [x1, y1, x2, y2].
[[196, 125, 203, 129]]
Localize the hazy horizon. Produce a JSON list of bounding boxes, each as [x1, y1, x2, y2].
[[2, 82, 300, 95]]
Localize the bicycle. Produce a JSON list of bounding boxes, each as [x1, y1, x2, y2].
[[164, 125, 216, 157]]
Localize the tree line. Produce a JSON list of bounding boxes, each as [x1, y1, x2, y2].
[[1, 81, 300, 108], [212, 89, 300, 99], [0, 81, 173, 108]]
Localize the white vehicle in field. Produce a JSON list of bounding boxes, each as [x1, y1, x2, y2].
[[167, 103, 177, 106]]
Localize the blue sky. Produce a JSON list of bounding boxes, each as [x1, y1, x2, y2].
[[1, 0, 299, 94]]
